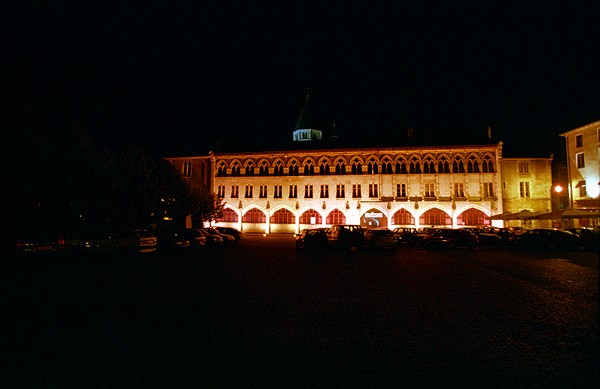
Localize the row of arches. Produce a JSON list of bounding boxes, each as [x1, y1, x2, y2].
[[216, 153, 496, 177], [216, 204, 492, 233]]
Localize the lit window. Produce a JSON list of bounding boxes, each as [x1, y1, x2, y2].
[[519, 182, 530, 198], [304, 185, 313, 198], [369, 184, 378, 198], [576, 152, 585, 168], [518, 162, 529, 174], [182, 161, 192, 177]]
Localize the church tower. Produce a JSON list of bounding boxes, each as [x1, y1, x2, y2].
[[292, 89, 322, 142]]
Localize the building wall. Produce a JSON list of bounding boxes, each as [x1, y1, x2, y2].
[[501, 157, 553, 227], [204, 144, 505, 233], [561, 120, 600, 208]]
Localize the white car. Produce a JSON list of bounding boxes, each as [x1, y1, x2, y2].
[[364, 227, 397, 249]]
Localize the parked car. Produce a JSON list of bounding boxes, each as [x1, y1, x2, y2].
[[392, 227, 423, 246], [180, 228, 207, 248], [423, 228, 478, 249], [14, 229, 65, 255], [513, 228, 580, 251], [295, 228, 328, 251], [460, 227, 502, 246], [326, 224, 365, 249], [214, 227, 244, 242], [67, 228, 158, 254], [564, 228, 600, 251], [364, 227, 397, 249], [153, 229, 190, 251], [198, 228, 224, 246], [206, 227, 236, 243]]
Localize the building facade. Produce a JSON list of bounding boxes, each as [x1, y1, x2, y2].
[[561, 120, 600, 210]]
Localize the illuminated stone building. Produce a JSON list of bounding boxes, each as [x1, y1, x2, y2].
[[560, 120, 600, 210], [166, 95, 555, 233]]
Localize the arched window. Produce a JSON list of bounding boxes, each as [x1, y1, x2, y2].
[[259, 162, 269, 176], [482, 156, 495, 173], [438, 157, 450, 173], [304, 161, 315, 175], [423, 157, 436, 174], [217, 162, 227, 177], [367, 160, 379, 174], [395, 161, 408, 174], [299, 209, 323, 224], [335, 162, 346, 175], [467, 156, 480, 173], [216, 208, 238, 223], [326, 209, 346, 224], [393, 209, 414, 225], [244, 162, 255, 176], [409, 158, 421, 174], [381, 160, 392, 174], [457, 208, 489, 226], [351, 159, 363, 175], [452, 159, 465, 173], [242, 208, 266, 223], [419, 208, 451, 226], [319, 162, 330, 175], [274, 161, 284, 176], [231, 162, 241, 176], [289, 161, 299, 176], [270, 209, 295, 224]]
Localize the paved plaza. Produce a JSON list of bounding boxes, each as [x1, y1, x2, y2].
[[3, 234, 598, 387]]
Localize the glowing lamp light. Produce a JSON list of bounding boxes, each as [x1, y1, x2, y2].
[[554, 185, 563, 193], [587, 178, 599, 199]]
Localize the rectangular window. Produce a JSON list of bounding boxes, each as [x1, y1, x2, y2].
[[519, 181, 530, 198], [320, 184, 329, 198], [368, 184, 378, 198], [454, 183, 465, 198], [217, 185, 225, 198], [483, 182, 494, 198], [273, 185, 282, 199], [336, 184, 345, 198], [575, 134, 583, 148], [518, 162, 529, 174], [259, 185, 267, 198], [231, 185, 239, 198], [182, 161, 192, 177], [576, 152, 585, 168], [289, 185, 297, 198], [579, 183, 587, 198], [304, 185, 313, 198], [244, 185, 253, 198], [425, 182, 435, 198], [396, 183, 407, 198], [352, 184, 362, 198]]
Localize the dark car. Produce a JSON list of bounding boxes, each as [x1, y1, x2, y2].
[[392, 227, 423, 246], [326, 224, 365, 249], [198, 228, 224, 246], [207, 227, 236, 243], [14, 230, 65, 255], [423, 228, 478, 249], [513, 228, 581, 251], [295, 228, 328, 251], [180, 228, 207, 248], [460, 227, 502, 246], [564, 228, 599, 251], [215, 227, 244, 242], [154, 229, 190, 251]]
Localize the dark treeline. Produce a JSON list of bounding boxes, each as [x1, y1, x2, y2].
[[2, 119, 220, 235]]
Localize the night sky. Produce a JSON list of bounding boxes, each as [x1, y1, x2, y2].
[[3, 1, 599, 158]]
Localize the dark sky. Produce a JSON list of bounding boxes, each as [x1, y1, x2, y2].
[[3, 1, 599, 158]]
